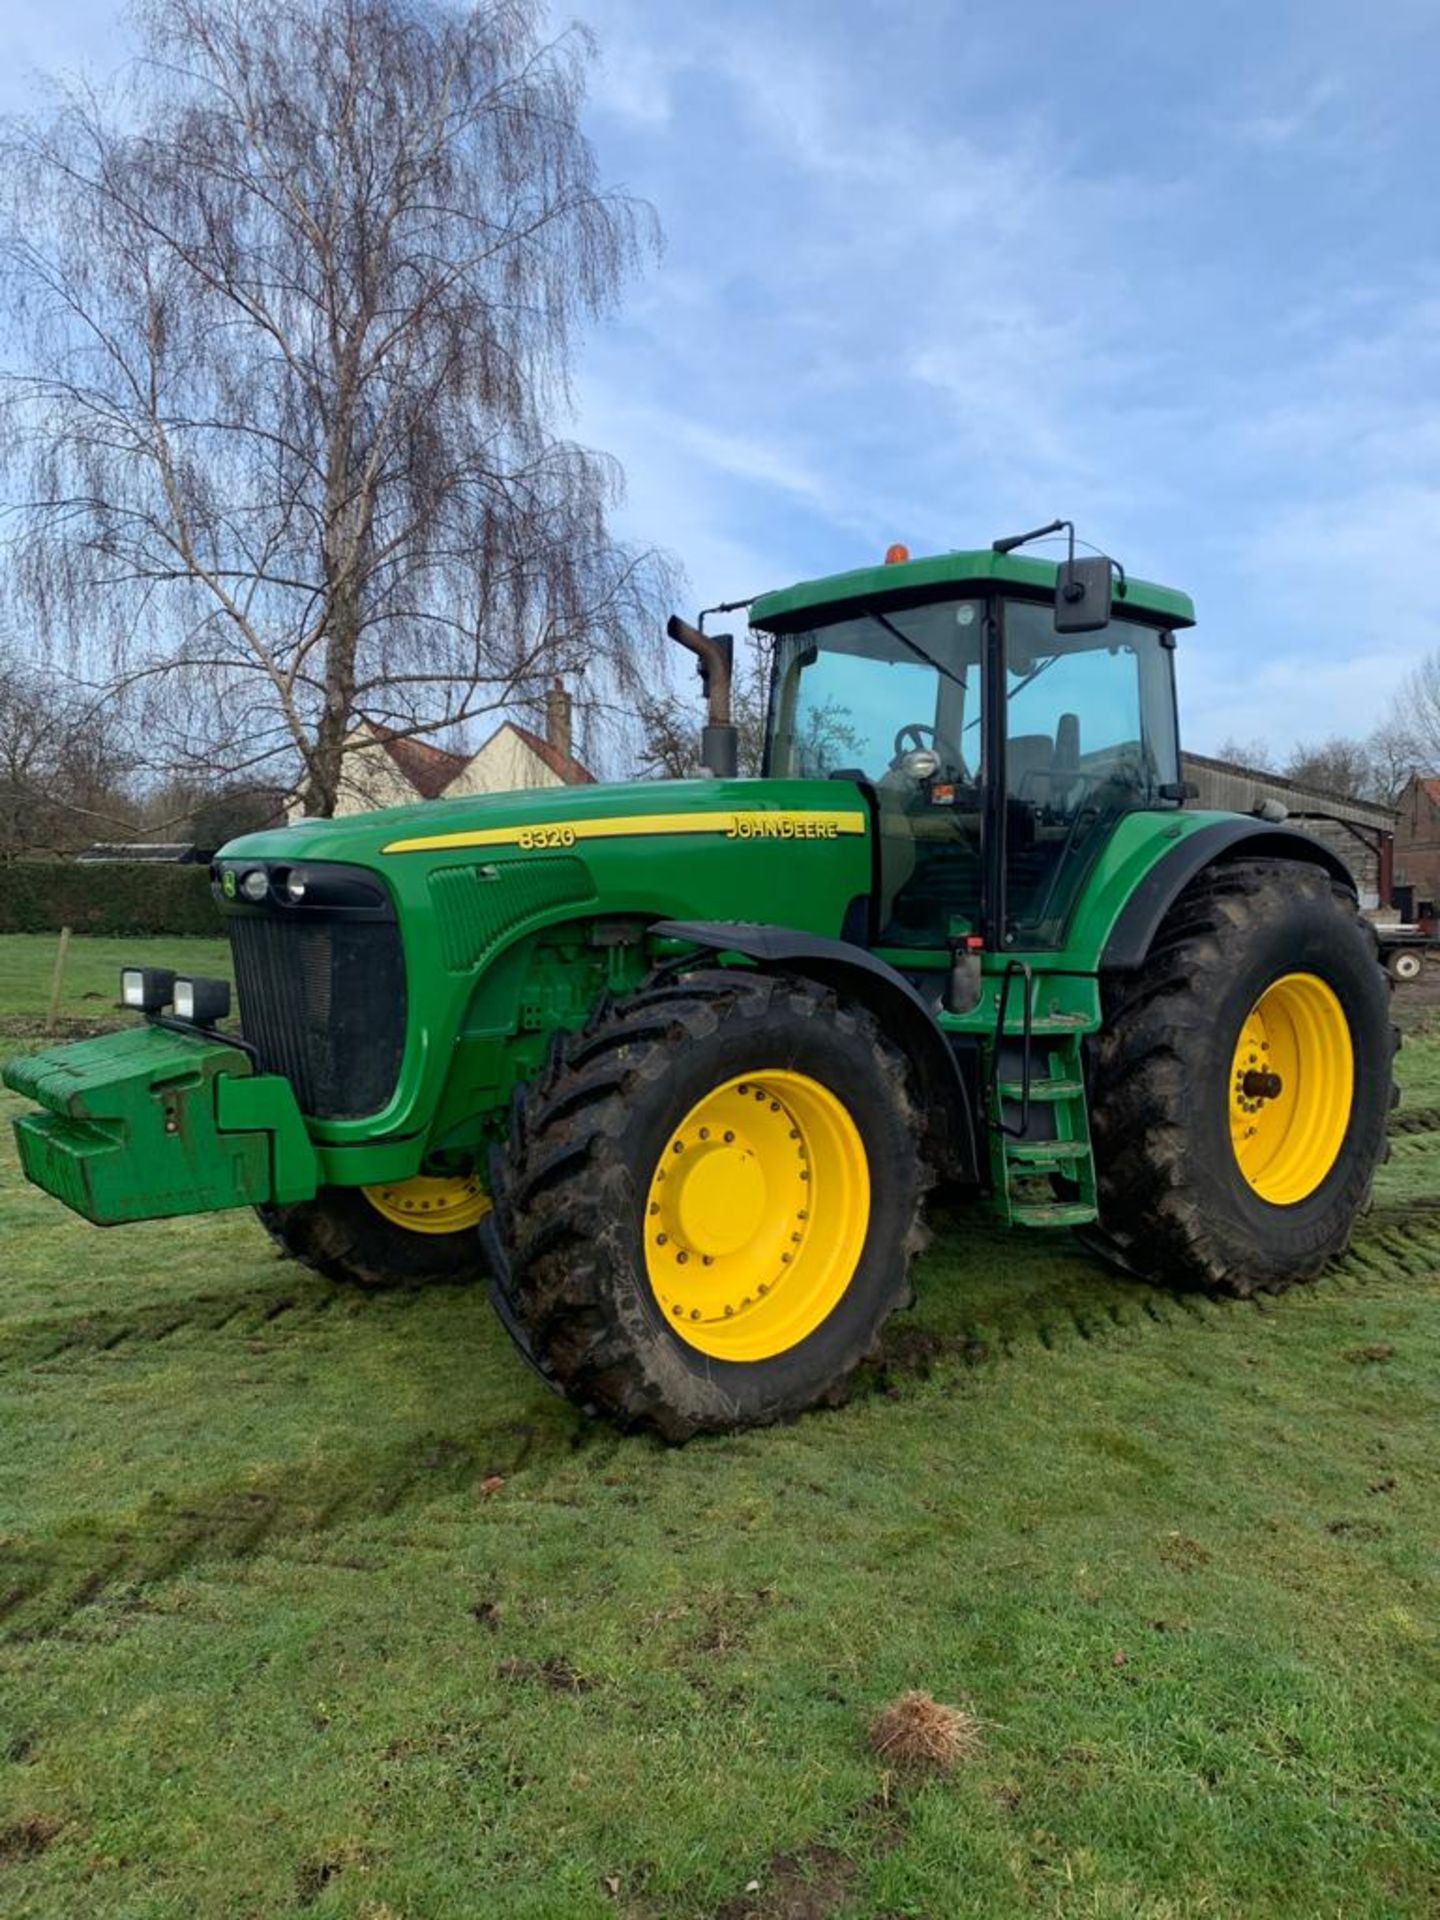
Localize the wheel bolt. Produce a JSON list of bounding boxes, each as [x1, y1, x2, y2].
[[699, 1127, 709, 1140], [672, 1141, 684, 1154], [649, 1203, 659, 1216], [702, 1256, 713, 1267], [677, 1251, 688, 1265], [781, 1252, 792, 1264], [656, 1232, 668, 1245], [723, 1131, 735, 1143]]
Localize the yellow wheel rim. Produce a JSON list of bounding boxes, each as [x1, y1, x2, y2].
[[1228, 973, 1354, 1205], [361, 1173, 491, 1235], [643, 1069, 871, 1362]]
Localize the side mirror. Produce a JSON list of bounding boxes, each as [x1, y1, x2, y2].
[[1054, 555, 1112, 633]]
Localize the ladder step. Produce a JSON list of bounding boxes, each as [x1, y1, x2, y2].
[[1012, 1201, 1097, 1228], [1005, 1139, 1090, 1165], [998, 1077, 1083, 1101]]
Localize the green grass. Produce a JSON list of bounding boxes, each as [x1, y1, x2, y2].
[[0, 934, 232, 1034], [1, 939, 1437, 1919]]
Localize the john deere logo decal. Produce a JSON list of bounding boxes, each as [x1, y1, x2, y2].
[[221, 869, 237, 898], [381, 810, 868, 856]]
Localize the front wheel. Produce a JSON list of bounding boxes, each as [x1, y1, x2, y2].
[[257, 1174, 492, 1289], [1387, 948, 1424, 984], [489, 971, 929, 1439], [1087, 859, 1395, 1296]]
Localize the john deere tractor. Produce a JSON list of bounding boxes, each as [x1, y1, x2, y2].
[[4, 526, 1395, 1438]]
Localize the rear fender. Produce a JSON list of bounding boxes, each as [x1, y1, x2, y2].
[[652, 919, 981, 1187], [1100, 822, 1356, 972]]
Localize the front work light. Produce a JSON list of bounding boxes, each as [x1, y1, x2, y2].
[[172, 976, 231, 1026], [120, 966, 176, 1013]]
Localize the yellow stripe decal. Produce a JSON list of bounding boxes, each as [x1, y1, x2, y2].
[[382, 809, 868, 856]]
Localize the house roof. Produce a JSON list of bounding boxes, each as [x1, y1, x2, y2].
[[369, 724, 471, 800], [506, 721, 595, 786], [76, 843, 203, 864]]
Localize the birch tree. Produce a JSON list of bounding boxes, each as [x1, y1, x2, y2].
[[1, 0, 667, 814]]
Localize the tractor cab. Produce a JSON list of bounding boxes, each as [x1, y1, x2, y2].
[[752, 531, 1194, 953]]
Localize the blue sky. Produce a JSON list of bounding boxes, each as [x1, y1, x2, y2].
[[6, 0, 1440, 753]]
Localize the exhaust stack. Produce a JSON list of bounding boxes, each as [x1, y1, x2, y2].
[[666, 615, 738, 778]]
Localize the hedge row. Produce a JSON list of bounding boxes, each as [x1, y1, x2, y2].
[[0, 863, 223, 937]]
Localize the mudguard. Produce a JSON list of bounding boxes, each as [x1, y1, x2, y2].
[[652, 919, 981, 1187], [1099, 821, 1355, 972]]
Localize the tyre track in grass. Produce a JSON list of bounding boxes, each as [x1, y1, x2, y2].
[[868, 1167, 1439, 1396], [3, 1104, 1433, 1379], [3, 1127, 1434, 1642], [0, 1272, 438, 1373], [0, 1413, 546, 1642]]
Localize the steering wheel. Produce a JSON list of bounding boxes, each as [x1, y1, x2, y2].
[[892, 722, 967, 776]]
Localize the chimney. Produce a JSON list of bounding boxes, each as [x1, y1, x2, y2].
[[545, 677, 572, 767]]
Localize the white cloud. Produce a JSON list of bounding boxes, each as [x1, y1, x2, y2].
[[1226, 75, 1343, 150]]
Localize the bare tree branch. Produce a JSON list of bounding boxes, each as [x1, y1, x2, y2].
[[0, 0, 672, 816]]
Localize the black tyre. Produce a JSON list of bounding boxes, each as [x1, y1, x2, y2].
[[257, 1174, 492, 1290], [489, 970, 929, 1440], [1087, 859, 1395, 1296], [1387, 948, 1424, 984]]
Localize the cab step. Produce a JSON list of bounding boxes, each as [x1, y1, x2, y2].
[[1004, 1139, 1090, 1165], [1011, 1201, 1097, 1228], [997, 1077, 1083, 1102]]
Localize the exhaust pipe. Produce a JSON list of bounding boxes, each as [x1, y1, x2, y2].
[[666, 615, 739, 779]]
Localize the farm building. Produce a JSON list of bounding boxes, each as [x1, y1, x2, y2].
[[1180, 752, 1397, 908], [1394, 774, 1440, 917]]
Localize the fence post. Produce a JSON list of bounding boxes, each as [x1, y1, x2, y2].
[[45, 925, 73, 1036]]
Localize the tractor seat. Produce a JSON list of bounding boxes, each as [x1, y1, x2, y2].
[[1009, 734, 1055, 805]]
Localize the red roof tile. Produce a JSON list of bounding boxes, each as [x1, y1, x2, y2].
[[369, 725, 471, 800]]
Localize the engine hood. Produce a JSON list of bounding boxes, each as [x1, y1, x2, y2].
[[218, 777, 871, 871]]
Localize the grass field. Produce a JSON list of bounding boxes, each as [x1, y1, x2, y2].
[[0, 937, 1437, 1919]]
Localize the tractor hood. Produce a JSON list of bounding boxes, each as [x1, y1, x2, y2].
[[217, 777, 873, 874]]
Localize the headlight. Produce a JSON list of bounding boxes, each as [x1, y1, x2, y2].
[[284, 870, 308, 902], [119, 966, 175, 1013], [172, 977, 231, 1026], [239, 869, 270, 903]]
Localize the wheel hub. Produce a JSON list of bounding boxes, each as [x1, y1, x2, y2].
[[361, 1172, 491, 1235], [1228, 973, 1353, 1206], [644, 1071, 869, 1362]]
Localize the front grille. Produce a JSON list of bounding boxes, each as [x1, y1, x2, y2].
[[229, 915, 406, 1118]]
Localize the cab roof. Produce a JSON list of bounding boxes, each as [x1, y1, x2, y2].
[[749, 547, 1196, 631]]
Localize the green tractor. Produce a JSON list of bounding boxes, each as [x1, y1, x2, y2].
[[4, 526, 1396, 1438]]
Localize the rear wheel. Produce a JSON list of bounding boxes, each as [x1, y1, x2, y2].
[[489, 971, 929, 1439], [1087, 859, 1395, 1296], [257, 1172, 491, 1290]]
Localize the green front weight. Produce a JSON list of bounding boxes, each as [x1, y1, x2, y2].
[[5, 1025, 318, 1225]]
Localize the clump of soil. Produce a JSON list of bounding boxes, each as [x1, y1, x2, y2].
[[0, 1814, 62, 1864], [867, 1690, 980, 1772]]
